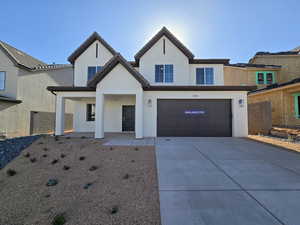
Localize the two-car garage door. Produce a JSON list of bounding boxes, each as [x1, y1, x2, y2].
[[157, 99, 232, 137]]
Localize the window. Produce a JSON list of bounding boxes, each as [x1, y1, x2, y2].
[[196, 68, 214, 85], [155, 64, 173, 83], [0, 71, 5, 90], [87, 66, 102, 81], [256, 71, 275, 85], [86, 104, 95, 121]]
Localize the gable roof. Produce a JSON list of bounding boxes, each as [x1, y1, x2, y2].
[[0, 41, 46, 70], [68, 32, 117, 64], [134, 27, 194, 62], [88, 53, 150, 88]]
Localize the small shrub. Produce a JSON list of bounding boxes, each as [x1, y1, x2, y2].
[[110, 147, 113, 151], [43, 147, 48, 151], [38, 142, 44, 145], [123, 174, 130, 179], [24, 152, 30, 158], [109, 206, 119, 215], [54, 136, 59, 141], [52, 213, 66, 225], [83, 182, 93, 189], [79, 156, 85, 161], [46, 179, 58, 186], [131, 160, 135, 163], [43, 154, 48, 158], [63, 165, 70, 171], [30, 158, 37, 163], [89, 166, 98, 171], [6, 169, 16, 176], [51, 159, 59, 165], [60, 154, 66, 158], [45, 193, 51, 198], [134, 147, 139, 151]]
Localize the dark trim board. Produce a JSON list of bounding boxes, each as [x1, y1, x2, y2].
[[157, 99, 232, 137]]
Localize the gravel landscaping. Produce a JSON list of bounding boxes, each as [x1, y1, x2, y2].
[[0, 135, 41, 169], [0, 135, 161, 225]]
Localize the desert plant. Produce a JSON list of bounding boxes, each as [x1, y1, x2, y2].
[[89, 166, 98, 171], [38, 142, 44, 145], [134, 147, 139, 151], [63, 165, 70, 170], [131, 160, 135, 163], [43, 147, 48, 151], [110, 206, 119, 215], [6, 169, 16, 176], [123, 174, 130, 179], [30, 158, 37, 163], [79, 156, 85, 161], [51, 159, 59, 165], [24, 152, 30, 158], [46, 179, 58, 186], [52, 213, 66, 225], [43, 154, 48, 158], [60, 154, 66, 158]]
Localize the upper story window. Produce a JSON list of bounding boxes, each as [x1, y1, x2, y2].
[[88, 66, 102, 81], [196, 68, 214, 85], [155, 64, 173, 83], [0, 71, 5, 90], [256, 71, 275, 85]]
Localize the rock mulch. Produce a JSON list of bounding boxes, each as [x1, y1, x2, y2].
[[0, 135, 40, 169], [0, 136, 161, 225]]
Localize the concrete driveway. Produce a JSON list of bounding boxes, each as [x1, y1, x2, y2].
[[156, 137, 300, 225]]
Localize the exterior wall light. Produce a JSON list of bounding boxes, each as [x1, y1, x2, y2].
[[147, 99, 152, 107], [238, 99, 244, 107]]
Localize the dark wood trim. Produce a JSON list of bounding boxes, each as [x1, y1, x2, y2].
[[47, 86, 96, 92], [144, 85, 257, 91], [190, 59, 230, 64]]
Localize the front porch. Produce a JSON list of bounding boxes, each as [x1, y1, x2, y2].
[[55, 91, 144, 139]]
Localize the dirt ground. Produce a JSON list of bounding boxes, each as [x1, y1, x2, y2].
[[0, 135, 161, 225]]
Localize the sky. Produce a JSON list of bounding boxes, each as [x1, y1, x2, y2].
[[1, 0, 299, 64]]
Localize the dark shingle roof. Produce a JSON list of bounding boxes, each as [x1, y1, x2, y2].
[[0, 95, 22, 104], [68, 32, 117, 64], [88, 53, 150, 88], [32, 64, 73, 71], [228, 63, 281, 69], [250, 77, 300, 94], [134, 27, 194, 62], [0, 41, 46, 70]]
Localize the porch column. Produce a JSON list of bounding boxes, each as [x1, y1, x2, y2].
[[55, 95, 65, 135], [95, 91, 104, 138], [135, 91, 143, 139]]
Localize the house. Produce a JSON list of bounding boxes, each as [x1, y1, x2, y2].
[[246, 48, 300, 128], [47, 27, 255, 138], [0, 41, 73, 138]]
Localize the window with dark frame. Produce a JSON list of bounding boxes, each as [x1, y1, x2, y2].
[[86, 104, 95, 121], [257, 72, 264, 84], [266, 72, 273, 84], [163, 39, 166, 55], [196, 68, 214, 85], [155, 64, 173, 83], [87, 66, 102, 81], [0, 71, 5, 90]]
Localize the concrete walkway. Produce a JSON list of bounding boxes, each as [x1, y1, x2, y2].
[[156, 137, 300, 225]]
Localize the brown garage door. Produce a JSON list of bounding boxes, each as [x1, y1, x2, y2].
[[157, 99, 232, 137]]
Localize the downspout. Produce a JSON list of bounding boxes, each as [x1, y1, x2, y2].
[[49, 90, 57, 136]]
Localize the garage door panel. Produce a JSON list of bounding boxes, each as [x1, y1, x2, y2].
[[157, 99, 232, 137]]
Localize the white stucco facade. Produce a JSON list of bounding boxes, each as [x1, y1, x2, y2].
[[53, 28, 251, 138]]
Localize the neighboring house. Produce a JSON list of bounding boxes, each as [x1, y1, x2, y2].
[[0, 41, 73, 138], [47, 27, 255, 138], [247, 48, 300, 128]]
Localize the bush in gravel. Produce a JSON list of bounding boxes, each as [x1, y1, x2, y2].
[[123, 174, 130, 179], [24, 152, 30, 158], [51, 159, 59, 165], [109, 206, 119, 215], [54, 136, 59, 141], [79, 156, 85, 161], [42, 154, 48, 158], [134, 147, 139, 151], [131, 160, 135, 163], [63, 165, 70, 170], [89, 165, 98, 171], [60, 154, 66, 158], [46, 179, 58, 186], [30, 158, 37, 163], [6, 169, 16, 176], [38, 142, 44, 145], [52, 213, 66, 225], [83, 182, 93, 189], [43, 147, 48, 151], [110, 147, 113, 150]]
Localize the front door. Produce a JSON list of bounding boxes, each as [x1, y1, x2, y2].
[[122, 105, 135, 132]]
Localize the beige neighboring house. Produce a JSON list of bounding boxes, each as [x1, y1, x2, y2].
[[224, 46, 300, 129], [0, 41, 73, 138]]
